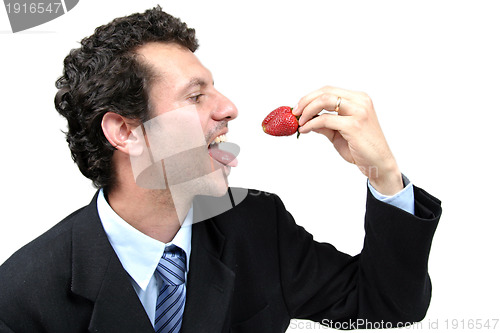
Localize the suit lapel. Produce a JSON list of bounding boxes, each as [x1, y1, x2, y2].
[[70, 192, 154, 333], [181, 216, 235, 333], [69, 192, 236, 332]]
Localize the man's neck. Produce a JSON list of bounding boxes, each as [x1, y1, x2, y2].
[[105, 185, 192, 244]]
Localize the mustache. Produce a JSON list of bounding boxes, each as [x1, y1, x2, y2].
[[205, 122, 228, 143]]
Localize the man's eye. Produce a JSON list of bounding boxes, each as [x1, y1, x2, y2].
[[189, 94, 203, 103]]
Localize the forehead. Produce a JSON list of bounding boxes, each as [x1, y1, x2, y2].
[[136, 42, 212, 93]]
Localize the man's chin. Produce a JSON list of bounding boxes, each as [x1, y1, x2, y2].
[[198, 169, 230, 197]]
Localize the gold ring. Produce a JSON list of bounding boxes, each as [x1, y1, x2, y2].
[[334, 96, 342, 112]]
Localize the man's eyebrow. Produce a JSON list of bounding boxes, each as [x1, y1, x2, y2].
[[180, 78, 209, 95]]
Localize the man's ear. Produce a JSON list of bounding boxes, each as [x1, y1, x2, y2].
[[101, 112, 143, 156]]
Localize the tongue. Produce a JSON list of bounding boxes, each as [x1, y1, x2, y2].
[[208, 142, 239, 167]]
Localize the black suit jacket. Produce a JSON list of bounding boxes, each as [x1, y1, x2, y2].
[[0, 186, 441, 332]]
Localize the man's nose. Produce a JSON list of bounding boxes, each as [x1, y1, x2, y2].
[[212, 91, 238, 121]]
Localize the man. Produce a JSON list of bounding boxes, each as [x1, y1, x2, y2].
[[0, 6, 441, 333]]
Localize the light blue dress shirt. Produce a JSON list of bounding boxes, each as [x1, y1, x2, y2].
[[97, 177, 414, 326], [367, 174, 415, 215], [97, 189, 192, 326]]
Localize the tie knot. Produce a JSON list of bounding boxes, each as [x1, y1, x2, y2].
[[156, 245, 187, 286]]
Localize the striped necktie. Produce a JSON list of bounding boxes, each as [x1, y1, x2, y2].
[[155, 245, 187, 333]]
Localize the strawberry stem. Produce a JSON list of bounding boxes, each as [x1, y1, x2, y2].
[[295, 115, 301, 139]]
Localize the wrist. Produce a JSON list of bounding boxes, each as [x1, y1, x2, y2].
[[369, 164, 403, 196]]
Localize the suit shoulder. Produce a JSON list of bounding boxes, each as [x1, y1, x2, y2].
[[0, 204, 87, 284], [231, 187, 283, 213], [232, 187, 279, 203], [0, 203, 94, 326]]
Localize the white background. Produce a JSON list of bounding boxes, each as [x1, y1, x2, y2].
[[1, 1, 499, 332]]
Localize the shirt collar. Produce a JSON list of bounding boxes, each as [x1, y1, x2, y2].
[[97, 189, 192, 291]]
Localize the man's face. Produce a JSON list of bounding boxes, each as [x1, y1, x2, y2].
[[133, 42, 238, 197]]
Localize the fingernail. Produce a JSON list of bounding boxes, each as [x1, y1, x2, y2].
[[292, 104, 299, 115]]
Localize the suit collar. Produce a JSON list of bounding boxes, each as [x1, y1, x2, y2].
[[70, 191, 236, 333], [96, 189, 193, 290], [71, 191, 154, 332]]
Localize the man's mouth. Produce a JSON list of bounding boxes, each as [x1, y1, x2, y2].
[[208, 134, 238, 167]]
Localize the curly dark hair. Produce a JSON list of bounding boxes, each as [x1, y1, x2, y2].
[[54, 6, 198, 189]]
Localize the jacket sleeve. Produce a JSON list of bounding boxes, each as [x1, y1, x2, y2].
[[276, 185, 441, 329], [0, 320, 15, 333]]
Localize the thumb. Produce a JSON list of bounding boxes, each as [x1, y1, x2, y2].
[[312, 128, 335, 142]]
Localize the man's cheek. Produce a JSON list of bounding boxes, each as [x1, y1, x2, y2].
[[129, 105, 207, 189]]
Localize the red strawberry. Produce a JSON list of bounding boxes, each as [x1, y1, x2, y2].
[[262, 106, 300, 138]]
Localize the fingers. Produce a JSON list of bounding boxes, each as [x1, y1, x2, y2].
[[297, 94, 352, 126], [292, 86, 371, 126], [293, 86, 358, 113], [298, 113, 350, 134], [289, 86, 399, 188]]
